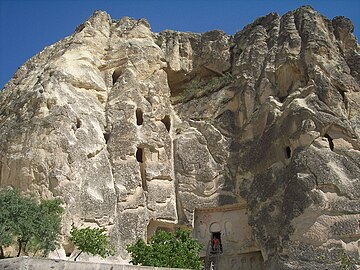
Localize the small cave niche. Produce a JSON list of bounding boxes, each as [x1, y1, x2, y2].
[[161, 115, 171, 132], [165, 69, 188, 97], [76, 117, 82, 129], [279, 96, 286, 103], [136, 146, 147, 191], [71, 117, 82, 133], [324, 134, 334, 151], [112, 67, 124, 85], [103, 132, 110, 144], [136, 108, 143, 125], [136, 147, 144, 163], [63, 242, 75, 258], [285, 146, 291, 159], [166, 67, 222, 104]]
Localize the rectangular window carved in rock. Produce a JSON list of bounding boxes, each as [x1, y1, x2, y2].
[[136, 108, 143, 125]]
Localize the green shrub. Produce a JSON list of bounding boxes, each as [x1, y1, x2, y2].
[[0, 188, 64, 258], [127, 229, 203, 270], [70, 225, 115, 261]]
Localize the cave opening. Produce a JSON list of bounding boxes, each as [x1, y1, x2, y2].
[[136, 147, 144, 163], [136, 108, 143, 125], [285, 146, 291, 159], [211, 231, 223, 253], [161, 115, 171, 132], [279, 96, 286, 103], [112, 68, 124, 85], [324, 134, 334, 151], [76, 117, 81, 129], [136, 147, 147, 191], [103, 132, 110, 144]]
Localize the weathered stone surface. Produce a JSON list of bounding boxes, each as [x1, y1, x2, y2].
[[0, 257, 189, 270], [0, 6, 359, 269]]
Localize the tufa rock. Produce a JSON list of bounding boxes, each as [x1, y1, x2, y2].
[[0, 6, 359, 269]]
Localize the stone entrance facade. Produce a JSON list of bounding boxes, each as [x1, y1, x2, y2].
[[193, 204, 264, 270]]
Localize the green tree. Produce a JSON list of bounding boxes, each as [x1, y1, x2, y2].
[[70, 225, 115, 261], [0, 188, 64, 258], [28, 198, 64, 256], [127, 229, 203, 270], [0, 189, 18, 257]]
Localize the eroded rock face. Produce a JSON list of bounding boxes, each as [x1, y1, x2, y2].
[[0, 6, 359, 268]]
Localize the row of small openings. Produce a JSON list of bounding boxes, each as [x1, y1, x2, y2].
[[102, 113, 170, 144], [112, 69, 171, 131], [135, 108, 171, 132]]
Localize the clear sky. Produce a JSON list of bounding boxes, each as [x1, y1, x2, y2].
[[0, 0, 359, 89]]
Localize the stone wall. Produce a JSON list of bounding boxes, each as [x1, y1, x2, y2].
[[0, 257, 189, 270], [193, 204, 264, 269]]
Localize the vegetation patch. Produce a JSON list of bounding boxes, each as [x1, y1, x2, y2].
[[0, 188, 64, 258], [127, 229, 203, 270], [70, 225, 115, 261]]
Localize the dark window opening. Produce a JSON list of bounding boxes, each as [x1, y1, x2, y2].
[[136, 147, 147, 191], [324, 134, 334, 151], [112, 68, 124, 85], [136, 147, 144, 163], [285, 146, 291, 159], [76, 117, 81, 129], [103, 132, 110, 144], [279, 96, 286, 103], [211, 232, 223, 253], [136, 108, 143, 125], [161, 115, 171, 132]]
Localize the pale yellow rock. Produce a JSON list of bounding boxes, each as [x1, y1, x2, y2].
[[0, 6, 359, 269]]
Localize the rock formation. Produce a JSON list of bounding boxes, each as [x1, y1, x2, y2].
[[0, 5, 359, 269]]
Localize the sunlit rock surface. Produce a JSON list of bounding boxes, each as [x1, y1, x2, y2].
[[0, 6, 359, 269]]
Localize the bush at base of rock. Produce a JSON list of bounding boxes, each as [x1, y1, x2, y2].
[[0, 188, 64, 258], [127, 229, 203, 270]]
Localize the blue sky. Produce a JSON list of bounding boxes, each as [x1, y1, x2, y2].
[[0, 0, 359, 89]]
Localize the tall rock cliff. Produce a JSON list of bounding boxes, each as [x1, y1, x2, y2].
[[0, 6, 359, 269]]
